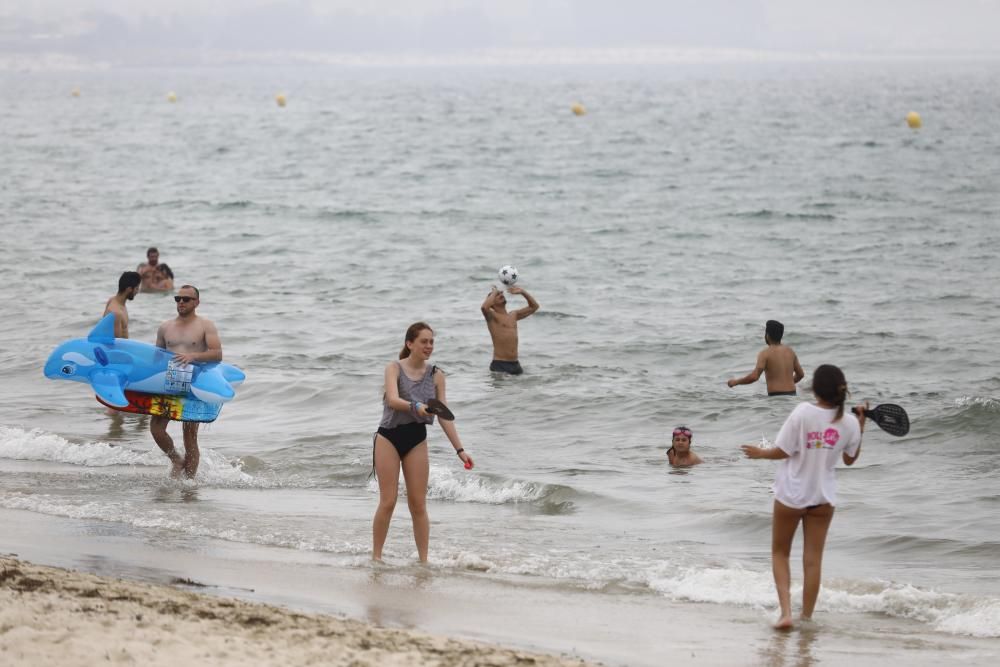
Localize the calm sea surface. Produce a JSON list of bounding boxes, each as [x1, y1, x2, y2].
[[1, 58, 999, 651]]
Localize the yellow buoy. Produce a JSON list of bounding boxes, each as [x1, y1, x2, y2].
[[71, 87, 80, 97], [275, 93, 287, 108], [167, 92, 178, 103], [906, 111, 922, 129], [571, 102, 586, 116]]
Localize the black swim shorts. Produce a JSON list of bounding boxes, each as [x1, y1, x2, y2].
[[490, 360, 524, 375]]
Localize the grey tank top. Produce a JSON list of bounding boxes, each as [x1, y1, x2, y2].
[[379, 361, 437, 429]]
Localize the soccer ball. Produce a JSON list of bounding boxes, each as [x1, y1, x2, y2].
[[498, 265, 518, 287]]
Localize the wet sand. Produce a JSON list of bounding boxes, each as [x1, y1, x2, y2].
[[0, 556, 592, 667]]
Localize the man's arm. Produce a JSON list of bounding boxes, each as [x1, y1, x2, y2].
[[155, 323, 166, 348], [480, 288, 500, 321], [792, 354, 804, 384], [508, 287, 539, 320], [194, 320, 223, 363], [728, 349, 767, 387]]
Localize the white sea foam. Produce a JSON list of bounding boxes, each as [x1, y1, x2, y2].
[[427, 466, 549, 504], [0, 425, 160, 467], [0, 426, 275, 489], [955, 396, 1000, 410], [365, 464, 553, 505], [433, 547, 1000, 638]]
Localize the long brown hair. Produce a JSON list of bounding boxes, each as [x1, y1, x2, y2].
[[812, 364, 849, 421], [399, 322, 433, 359]]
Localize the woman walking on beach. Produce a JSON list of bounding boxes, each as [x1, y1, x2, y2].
[[741, 364, 866, 629], [372, 322, 473, 563]]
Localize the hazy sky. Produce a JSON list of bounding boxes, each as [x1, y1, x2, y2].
[[3, 1, 1000, 56]]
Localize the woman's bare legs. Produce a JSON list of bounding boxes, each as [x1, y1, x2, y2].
[[801, 504, 835, 620], [372, 436, 401, 561], [400, 442, 430, 562], [771, 500, 804, 629]]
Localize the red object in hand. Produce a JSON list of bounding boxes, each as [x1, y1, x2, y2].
[[464, 460, 473, 470]]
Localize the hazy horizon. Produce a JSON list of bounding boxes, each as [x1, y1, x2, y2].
[[3, 0, 1000, 66]]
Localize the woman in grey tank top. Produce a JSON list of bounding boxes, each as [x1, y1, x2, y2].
[[372, 322, 474, 563]]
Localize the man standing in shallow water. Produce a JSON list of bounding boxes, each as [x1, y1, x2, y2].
[[136, 247, 161, 293], [727, 320, 804, 396], [151, 285, 222, 478], [481, 285, 539, 375], [103, 271, 141, 339]]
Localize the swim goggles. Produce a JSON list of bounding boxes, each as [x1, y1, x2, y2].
[[672, 427, 692, 437]]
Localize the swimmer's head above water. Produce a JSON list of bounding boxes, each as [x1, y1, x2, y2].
[[669, 426, 692, 452]]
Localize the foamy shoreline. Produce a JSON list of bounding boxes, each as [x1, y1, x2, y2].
[[0, 556, 594, 666]]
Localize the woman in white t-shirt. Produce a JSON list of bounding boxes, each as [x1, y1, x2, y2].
[[741, 364, 867, 630]]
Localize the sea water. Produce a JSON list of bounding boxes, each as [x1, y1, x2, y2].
[[1, 57, 999, 658]]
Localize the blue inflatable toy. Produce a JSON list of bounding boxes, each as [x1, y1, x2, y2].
[[44, 313, 245, 422]]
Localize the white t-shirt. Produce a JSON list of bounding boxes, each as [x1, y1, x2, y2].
[[772, 402, 862, 508]]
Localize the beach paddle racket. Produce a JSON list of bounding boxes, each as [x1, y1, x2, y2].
[[854, 403, 910, 437], [426, 398, 455, 421]]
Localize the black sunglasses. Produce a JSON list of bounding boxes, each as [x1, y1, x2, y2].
[[174, 296, 196, 303]]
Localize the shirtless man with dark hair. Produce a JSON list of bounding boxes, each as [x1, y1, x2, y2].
[[136, 247, 160, 292], [151, 284, 222, 478], [103, 271, 141, 338], [727, 320, 804, 396], [481, 286, 539, 375]]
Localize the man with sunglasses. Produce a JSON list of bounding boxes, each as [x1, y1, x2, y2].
[[151, 285, 223, 478]]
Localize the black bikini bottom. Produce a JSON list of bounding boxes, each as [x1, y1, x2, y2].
[[376, 422, 428, 459], [768, 390, 797, 397]]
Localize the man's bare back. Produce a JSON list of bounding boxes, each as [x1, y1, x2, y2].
[[755, 344, 803, 394], [727, 320, 804, 396]]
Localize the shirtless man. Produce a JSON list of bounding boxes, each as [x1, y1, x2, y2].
[[481, 285, 539, 375], [103, 271, 141, 338], [151, 285, 223, 478], [136, 247, 160, 292], [727, 320, 804, 396]]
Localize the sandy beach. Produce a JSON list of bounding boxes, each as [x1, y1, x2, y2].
[[0, 556, 593, 667]]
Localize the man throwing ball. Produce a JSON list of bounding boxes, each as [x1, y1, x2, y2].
[[481, 285, 539, 375]]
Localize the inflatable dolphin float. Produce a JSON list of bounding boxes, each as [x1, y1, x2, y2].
[[44, 313, 245, 422]]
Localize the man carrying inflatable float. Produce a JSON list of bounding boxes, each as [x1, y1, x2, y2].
[[44, 284, 244, 478]]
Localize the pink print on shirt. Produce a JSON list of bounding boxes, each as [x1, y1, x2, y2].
[[806, 428, 841, 450]]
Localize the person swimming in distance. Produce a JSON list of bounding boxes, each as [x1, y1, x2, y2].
[[667, 426, 703, 466]]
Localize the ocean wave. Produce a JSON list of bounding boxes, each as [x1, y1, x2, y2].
[[437, 549, 1000, 638], [954, 396, 1000, 410], [0, 426, 158, 467], [729, 209, 836, 221], [917, 397, 1000, 437], [397, 465, 579, 513], [0, 426, 280, 489]]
